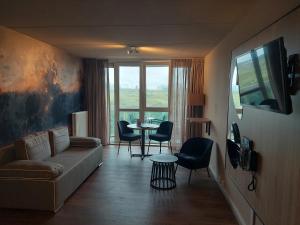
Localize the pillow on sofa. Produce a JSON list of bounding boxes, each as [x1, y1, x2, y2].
[[0, 160, 64, 180], [49, 127, 70, 156], [70, 137, 101, 148], [15, 132, 52, 161]]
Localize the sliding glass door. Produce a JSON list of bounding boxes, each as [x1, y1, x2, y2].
[[109, 62, 170, 143]]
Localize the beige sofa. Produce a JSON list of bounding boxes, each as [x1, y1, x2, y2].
[[0, 127, 103, 212]]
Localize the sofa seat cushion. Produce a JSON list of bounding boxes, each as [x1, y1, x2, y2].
[[70, 137, 101, 148], [0, 160, 64, 180], [15, 132, 52, 160], [49, 127, 70, 156], [47, 147, 100, 173]]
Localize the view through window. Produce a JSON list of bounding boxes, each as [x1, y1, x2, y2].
[[108, 63, 170, 143]]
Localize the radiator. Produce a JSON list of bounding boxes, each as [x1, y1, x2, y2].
[[71, 111, 88, 137]]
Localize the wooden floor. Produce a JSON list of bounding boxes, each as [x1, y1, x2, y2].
[[0, 145, 237, 225]]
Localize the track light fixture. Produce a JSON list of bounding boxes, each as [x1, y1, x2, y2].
[[127, 46, 139, 55]]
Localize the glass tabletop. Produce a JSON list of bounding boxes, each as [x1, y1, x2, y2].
[[149, 154, 178, 163], [127, 123, 159, 130]]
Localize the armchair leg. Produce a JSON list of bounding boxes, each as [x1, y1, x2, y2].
[[159, 142, 162, 154], [188, 169, 192, 184], [206, 167, 210, 177], [175, 164, 178, 174], [169, 141, 173, 153], [118, 141, 121, 155], [147, 140, 151, 154]]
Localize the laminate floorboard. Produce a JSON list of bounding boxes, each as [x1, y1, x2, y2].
[[0, 145, 238, 225]]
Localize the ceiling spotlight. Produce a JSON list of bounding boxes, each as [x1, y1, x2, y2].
[[127, 46, 139, 55]]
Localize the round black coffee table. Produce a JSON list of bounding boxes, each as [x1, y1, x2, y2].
[[149, 154, 178, 190]]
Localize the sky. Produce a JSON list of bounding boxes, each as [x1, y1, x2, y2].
[[109, 66, 169, 90]]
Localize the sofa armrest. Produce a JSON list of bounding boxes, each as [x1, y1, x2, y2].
[[0, 160, 64, 180], [70, 137, 101, 148]]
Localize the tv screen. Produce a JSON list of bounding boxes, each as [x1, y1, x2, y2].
[[236, 37, 292, 114]]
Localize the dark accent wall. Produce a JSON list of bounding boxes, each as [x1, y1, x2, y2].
[[0, 27, 83, 146]]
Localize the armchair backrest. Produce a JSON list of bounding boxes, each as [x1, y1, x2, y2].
[[180, 137, 213, 167], [117, 121, 133, 139], [157, 121, 173, 140], [226, 139, 240, 169]]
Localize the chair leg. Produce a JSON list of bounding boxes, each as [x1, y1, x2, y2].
[[147, 140, 151, 154], [206, 167, 210, 177], [117, 141, 121, 155], [129, 142, 132, 157], [188, 169, 192, 184], [159, 142, 162, 154]]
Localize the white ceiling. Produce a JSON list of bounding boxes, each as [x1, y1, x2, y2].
[[0, 0, 255, 59]]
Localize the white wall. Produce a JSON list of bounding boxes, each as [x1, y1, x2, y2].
[[203, 1, 300, 225]]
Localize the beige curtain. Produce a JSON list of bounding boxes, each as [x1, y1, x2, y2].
[[169, 58, 204, 150], [83, 59, 109, 145], [188, 58, 205, 137]]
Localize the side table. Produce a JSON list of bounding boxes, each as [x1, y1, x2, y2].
[[149, 154, 178, 190]]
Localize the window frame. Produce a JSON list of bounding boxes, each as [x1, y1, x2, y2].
[[110, 61, 170, 142]]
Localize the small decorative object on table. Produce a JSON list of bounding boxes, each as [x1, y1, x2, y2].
[[149, 154, 178, 190]]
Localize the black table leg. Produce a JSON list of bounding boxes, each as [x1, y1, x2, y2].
[[150, 161, 176, 190], [131, 128, 152, 159]]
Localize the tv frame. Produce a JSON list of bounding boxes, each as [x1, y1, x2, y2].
[[235, 37, 292, 114]]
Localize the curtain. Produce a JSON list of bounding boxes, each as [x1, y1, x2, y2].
[[188, 58, 205, 137], [169, 58, 204, 150], [83, 59, 109, 145]]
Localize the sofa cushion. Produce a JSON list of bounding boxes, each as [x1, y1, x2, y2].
[[47, 146, 102, 209], [15, 132, 52, 160], [0, 160, 64, 180], [47, 146, 101, 174], [49, 127, 70, 156], [70, 137, 101, 148]]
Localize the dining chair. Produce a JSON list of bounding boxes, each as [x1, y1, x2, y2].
[[175, 137, 213, 184], [147, 121, 173, 154], [117, 120, 141, 156]]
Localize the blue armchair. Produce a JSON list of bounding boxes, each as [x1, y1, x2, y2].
[[175, 137, 213, 184]]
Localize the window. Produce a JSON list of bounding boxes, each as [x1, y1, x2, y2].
[[108, 62, 170, 143], [119, 66, 140, 109], [146, 65, 169, 108], [108, 67, 115, 140]]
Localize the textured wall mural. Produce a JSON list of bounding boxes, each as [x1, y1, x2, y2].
[[0, 26, 83, 146]]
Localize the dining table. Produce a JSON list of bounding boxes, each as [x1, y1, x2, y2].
[[127, 123, 159, 159]]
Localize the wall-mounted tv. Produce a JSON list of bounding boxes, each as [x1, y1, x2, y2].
[[236, 37, 292, 114]]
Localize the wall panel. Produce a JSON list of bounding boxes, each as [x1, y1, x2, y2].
[[203, 1, 300, 225]]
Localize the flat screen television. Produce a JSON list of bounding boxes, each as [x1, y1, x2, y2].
[[236, 37, 292, 114]]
